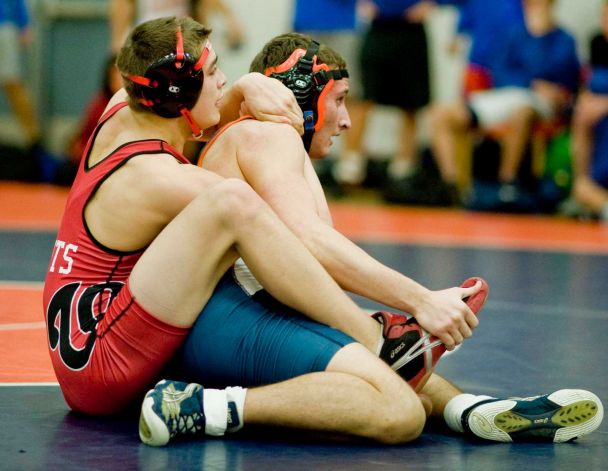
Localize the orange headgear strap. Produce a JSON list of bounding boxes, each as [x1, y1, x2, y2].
[[263, 42, 348, 140], [264, 48, 308, 76]]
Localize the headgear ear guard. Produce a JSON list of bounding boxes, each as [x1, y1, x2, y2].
[[264, 40, 349, 152], [125, 26, 210, 138]]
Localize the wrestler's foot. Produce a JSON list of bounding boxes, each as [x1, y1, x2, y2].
[[374, 277, 488, 389], [373, 311, 440, 388], [139, 380, 206, 446], [451, 389, 604, 442]]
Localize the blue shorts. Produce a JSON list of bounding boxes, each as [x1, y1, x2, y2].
[[169, 269, 356, 388]]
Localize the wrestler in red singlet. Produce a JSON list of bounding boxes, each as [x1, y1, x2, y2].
[[43, 102, 189, 415]]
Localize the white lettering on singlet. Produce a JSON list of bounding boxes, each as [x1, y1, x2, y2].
[[49, 240, 79, 275]]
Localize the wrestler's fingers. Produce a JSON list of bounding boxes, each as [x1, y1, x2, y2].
[[460, 321, 474, 339], [461, 279, 482, 299], [451, 329, 464, 346], [285, 108, 304, 134], [442, 333, 457, 351], [255, 111, 304, 135], [464, 307, 479, 329]]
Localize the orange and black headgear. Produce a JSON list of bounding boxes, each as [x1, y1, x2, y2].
[[264, 40, 349, 151], [124, 25, 210, 138]]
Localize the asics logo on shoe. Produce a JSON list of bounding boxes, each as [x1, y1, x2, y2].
[[390, 342, 407, 359]]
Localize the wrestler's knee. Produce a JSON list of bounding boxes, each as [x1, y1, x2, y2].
[[370, 397, 426, 444], [327, 344, 426, 443], [206, 178, 266, 227]]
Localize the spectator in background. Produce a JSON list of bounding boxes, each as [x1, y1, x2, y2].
[[332, 1, 451, 188], [569, 0, 608, 221], [291, 0, 362, 193], [429, 0, 580, 210], [53, 54, 122, 186], [292, 0, 358, 34], [109, 0, 244, 53], [0, 0, 54, 179], [449, 0, 524, 96]]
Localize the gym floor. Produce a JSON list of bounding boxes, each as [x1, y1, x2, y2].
[[1, 182, 606, 470]]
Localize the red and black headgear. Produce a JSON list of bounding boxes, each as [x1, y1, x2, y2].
[[125, 25, 210, 138], [264, 40, 348, 151]]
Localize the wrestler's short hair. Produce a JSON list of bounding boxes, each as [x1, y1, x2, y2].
[[249, 32, 346, 74], [117, 16, 212, 113]]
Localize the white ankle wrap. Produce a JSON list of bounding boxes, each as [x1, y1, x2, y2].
[[444, 393, 494, 433], [203, 389, 228, 436]]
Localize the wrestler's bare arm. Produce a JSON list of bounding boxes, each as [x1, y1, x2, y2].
[[204, 121, 478, 347]]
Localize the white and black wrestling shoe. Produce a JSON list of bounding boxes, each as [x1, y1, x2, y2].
[[452, 389, 603, 443]]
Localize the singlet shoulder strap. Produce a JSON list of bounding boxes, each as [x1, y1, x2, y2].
[[197, 115, 254, 166], [83, 101, 190, 170], [82, 101, 130, 171], [98, 101, 129, 125]]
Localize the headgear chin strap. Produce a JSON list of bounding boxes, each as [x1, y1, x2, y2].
[[264, 40, 349, 152], [125, 26, 210, 139]]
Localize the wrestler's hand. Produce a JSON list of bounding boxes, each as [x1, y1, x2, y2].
[[411, 281, 481, 351], [235, 73, 304, 135]]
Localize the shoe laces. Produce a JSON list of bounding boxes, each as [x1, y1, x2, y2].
[[398, 330, 442, 364], [384, 316, 442, 361], [160, 383, 205, 438]]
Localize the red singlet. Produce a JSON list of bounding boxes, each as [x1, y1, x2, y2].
[[43, 102, 189, 415]]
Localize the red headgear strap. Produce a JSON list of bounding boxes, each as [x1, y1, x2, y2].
[[180, 108, 204, 139], [183, 42, 210, 139], [193, 44, 210, 72], [127, 75, 155, 88], [175, 27, 185, 68]]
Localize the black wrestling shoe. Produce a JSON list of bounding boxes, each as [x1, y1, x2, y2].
[[373, 311, 444, 388], [374, 277, 488, 389]]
